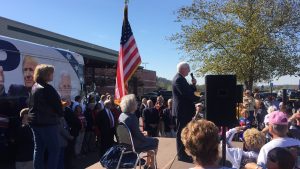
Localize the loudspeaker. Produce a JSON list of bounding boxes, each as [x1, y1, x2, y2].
[[236, 85, 243, 103], [282, 89, 287, 105], [205, 75, 237, 127]]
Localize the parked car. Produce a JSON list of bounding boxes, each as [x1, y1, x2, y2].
[[142, 90, 173, 104], [142, 92, 158, 103], [257, 92, 278, 100], [157, 90, 172, 102], [289, 90, 300, 101]]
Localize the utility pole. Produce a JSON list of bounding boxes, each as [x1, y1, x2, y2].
[[142, 62, 149, 69]]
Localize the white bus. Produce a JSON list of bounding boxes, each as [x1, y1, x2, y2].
[[0, 35, 84, 163]]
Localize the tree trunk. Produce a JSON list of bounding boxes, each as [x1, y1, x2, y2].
[[244, 80, 253, 91]]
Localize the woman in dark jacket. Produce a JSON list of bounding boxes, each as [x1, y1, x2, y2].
[[28, 64, 63, 169]]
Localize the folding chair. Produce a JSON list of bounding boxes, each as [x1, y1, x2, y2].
[[116, 122, 157, 169]]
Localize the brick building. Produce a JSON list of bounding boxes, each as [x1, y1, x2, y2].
[[85, 67, 156, 96], [0, 16, 157, 97]]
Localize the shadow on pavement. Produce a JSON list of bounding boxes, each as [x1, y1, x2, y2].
[[73, 151, 100, 169]]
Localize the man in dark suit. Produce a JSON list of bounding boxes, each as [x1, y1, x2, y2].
[[95, 100, 116, 157], [162, 99, 177, 137], [138, 98, 147, 131], [143, 100, 160, 137], [172, 62, 197, 163], [139, 98, 147, 117]]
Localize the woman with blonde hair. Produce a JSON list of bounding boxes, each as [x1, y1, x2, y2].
[[181, 119, 234, 169], [28, 64, 63, 169], [225, 127, 266, 168]]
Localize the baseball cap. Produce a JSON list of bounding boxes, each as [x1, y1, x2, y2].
[[269, 111, 288, 125]]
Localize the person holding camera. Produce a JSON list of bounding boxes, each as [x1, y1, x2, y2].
[[245, 111, 300, 169], [225, 127, 265, 169], [243, 90, 255, 125]]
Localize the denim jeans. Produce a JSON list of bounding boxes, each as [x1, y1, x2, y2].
[[31, 125, 60, 169], [57, 147, 65, 169]]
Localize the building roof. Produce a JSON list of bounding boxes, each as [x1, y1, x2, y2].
[[0, 16, 118, 65]]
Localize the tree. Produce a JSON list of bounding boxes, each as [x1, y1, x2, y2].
[[170, 0, 300, 90], [156, 77, 172, 90]]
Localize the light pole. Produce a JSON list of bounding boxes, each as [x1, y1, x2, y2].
[[142, 62, 149, 69]]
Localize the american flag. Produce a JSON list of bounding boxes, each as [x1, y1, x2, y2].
[[115, 4, 141, 102]]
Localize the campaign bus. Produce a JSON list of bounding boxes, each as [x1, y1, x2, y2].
[[0, 35, 84, 163]]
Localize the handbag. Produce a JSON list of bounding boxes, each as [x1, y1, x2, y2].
[[100, 144, 146, 169]]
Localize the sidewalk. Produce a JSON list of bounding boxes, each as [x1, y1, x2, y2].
[[0, 137, 242, 169], [77, 137, 243, 169], [80, 137, 194, 169]]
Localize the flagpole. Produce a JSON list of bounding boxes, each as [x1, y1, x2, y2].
[[115, 0, 141, 104]]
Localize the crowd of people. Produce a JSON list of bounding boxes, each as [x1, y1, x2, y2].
[[2, 63, 170, 169], [0, 64, 122, 169], [170, 62, 300, 169], [2, 61, 300, 169]]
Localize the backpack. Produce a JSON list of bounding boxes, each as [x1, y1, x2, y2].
[[99, 144, 145, 169]]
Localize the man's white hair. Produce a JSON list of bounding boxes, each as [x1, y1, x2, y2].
[[177, 61, 189, 73]]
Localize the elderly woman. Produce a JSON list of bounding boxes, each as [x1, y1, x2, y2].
[[28, 64, 63, 169], [119, 94, 159, 169], [181, 119, 234, 169], [225, 127, 265, 168]]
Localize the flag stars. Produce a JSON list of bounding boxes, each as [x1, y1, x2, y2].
[[74, 65, 79, 71], [121, 20, 133, 45], [66, 53, 71, 60]]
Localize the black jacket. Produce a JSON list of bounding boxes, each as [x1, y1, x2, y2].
[[64, 106, 81, 137], [8, 84, 29, 97], [172, 73, 197, 124], [96, 108, 116, 133], [143, 107, 160, 131], [28, 82, 63, 126], [162, 108, 176, 132]]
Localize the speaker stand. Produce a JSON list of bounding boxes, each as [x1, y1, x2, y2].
[[237, 103, 240, 120], [221, 126, 226, 167]]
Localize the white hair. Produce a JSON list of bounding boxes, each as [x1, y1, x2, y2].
[[60, 71, 71, 78], [177, 61, 189, 73], [120, 94, 137, 113], [267, 105, 277, 114]]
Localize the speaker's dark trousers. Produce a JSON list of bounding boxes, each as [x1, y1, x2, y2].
[[176, 118, 191, 160]]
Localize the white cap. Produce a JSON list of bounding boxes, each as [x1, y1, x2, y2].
[[195, 103, 204, 107]]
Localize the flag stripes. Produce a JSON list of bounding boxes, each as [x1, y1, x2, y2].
[[115, 4, 141, 102]]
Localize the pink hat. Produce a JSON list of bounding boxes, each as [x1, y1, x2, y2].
[[269, 111, 288, 125]]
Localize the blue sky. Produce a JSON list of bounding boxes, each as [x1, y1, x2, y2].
[[0, 0, 299, 86]]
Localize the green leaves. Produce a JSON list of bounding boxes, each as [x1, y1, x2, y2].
[[170, 0, 300, 90]]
